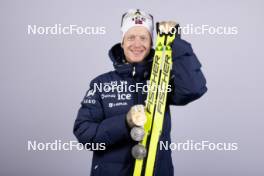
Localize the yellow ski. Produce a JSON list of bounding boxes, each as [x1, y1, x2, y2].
[[133, 23, 176, 176]]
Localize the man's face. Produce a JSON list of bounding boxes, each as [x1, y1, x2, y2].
[[122, 26, 151, 63]]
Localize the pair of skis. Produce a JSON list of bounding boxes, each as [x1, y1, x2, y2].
[[131, 23, 177, 176]]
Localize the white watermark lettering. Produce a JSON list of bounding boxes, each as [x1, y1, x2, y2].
[[159, 24, 238, 36], [27, 140, 106, 151], [27, 24, 106, 35], [160, 140, 238, 151]]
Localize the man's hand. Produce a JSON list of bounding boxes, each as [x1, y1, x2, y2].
[[126, 105, 146, 128], [158, 21, 177, 34]]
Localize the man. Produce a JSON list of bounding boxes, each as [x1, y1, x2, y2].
[[73, 9, 207, 176]]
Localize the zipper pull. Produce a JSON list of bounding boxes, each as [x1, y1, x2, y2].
[[132, 66, 136, 76]]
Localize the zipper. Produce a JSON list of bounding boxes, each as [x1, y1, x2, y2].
[[132, 65, 136, 77], [131, 66, 138, 105]]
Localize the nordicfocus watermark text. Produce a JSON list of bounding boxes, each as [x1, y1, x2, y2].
[[27, 24, 106, 35], [27, 140, 106, 151], [160, 24, 238, 35], [160, 140, 238, 151], [89, 81, 172, 94]]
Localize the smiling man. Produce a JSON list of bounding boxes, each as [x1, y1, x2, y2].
[[73, 9, 207, 176], [122, 26, 151, 63]]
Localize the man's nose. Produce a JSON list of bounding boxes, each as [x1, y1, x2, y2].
[[134, 37, 141, 47]]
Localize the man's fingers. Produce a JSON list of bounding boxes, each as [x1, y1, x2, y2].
[[158, 21, 177, 34]]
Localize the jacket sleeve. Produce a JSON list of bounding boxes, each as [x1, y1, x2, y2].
[[73, 78, 130, 148], [168, 37, 207, 105]]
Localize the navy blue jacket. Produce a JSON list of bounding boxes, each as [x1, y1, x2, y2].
[[73, 37, 207, 176]]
